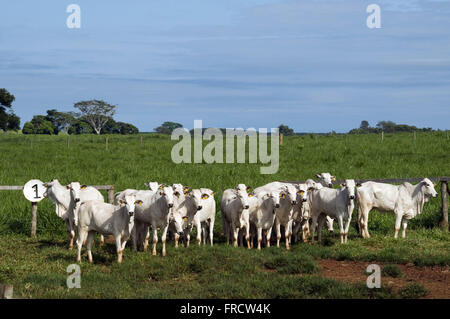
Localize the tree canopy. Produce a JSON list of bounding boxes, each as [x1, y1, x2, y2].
[[0, 89, 20, 131], [278, 124, 294, 136], [154, 121, 183, 134], [74, 100, 116, 135]]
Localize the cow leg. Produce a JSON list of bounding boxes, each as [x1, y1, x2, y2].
[[233, 224, 239, 247], [143, 227, 150, 251], [245, 224, 251, 249], [310, 213, 318, 244], [100, 235, 105, 246], [344, 217, 352, 244], [257, 227, 262, 250], [402, 219, 408, 238], [114, 234, 123, 263], [76, 229, 87, 263], [66, 219, 74, 250], [275, 220, 281, 248], [196, 220, 202, 246], [131, 224, 137, 252], [209, 218, 214, 246], [337, 215, 344, 244], [360, 206, 371, 239], [86, 231, 95, 264], [266, 227, 273, 248], [152, 228, 158, 256], [394, 213, 403, 239], [161, 225, 169, 257], [317, 214, 326, 244], [175, 233, 180, 248]]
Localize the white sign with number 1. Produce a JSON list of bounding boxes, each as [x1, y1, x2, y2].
[[23, 179, 46, 203]]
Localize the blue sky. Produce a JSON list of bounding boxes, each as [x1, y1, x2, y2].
[[1, 0, 449, 132]]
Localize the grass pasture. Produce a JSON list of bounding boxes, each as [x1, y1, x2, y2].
[[0, 132, 449, 298]]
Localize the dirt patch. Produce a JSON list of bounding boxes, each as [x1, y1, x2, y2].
[[317, 259, 450, 299]]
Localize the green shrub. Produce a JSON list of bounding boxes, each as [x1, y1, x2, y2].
[[382, 264, 403, 278], [398, 283, 428, 299]]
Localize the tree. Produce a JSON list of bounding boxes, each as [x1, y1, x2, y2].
[[360, 120, 369, 130], [0, 88, 20, 132], [117, 122, 139, 135], [376, 121, 396, 133], [45, 109, 77, 134], [278, 124, 294, 136], [7, 113, 20, 131], [22, 116, 54, 135], [154, 121, 183, 134], [74, 100, 116, 135]]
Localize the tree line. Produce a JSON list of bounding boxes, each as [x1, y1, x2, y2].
[[349, 120, 433, 134], [0, 89, 138, 135]]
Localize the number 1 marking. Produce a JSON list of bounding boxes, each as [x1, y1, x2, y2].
[[32, 184, 41, 199]]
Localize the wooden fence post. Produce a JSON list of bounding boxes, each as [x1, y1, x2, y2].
[[0, 284, 13, 299], [441, 181, 448, 231], [140, 136, 143, 145], [279, 133, 283, 145], [381, 131, 384, 141], [31, 202, 37, 237], [107, 186, 114, 204]]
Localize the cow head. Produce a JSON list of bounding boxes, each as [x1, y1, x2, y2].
[[280, 184, 297, 205], [234, 185, 251, 210], [295, 183, 308, 203], [189, 189, 211, 211], [421, 178, 438, 199], [159, 185, 174, 209], [316, 173, 335, 188], [262, 190, 282, 210], [118, 194, 142, 217], [340, 179, 356, 202], [170, 210, 185, 236], [172, 183, 185, 200], [67, 182, 87, 204]]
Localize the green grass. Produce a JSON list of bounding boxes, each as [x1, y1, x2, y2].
[[382, 264, 403, 278], [0, 132, 449, 298]]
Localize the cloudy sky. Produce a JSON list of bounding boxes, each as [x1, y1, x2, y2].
[[1, 0, 449, 132]]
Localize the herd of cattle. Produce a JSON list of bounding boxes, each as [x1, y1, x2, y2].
[[41, 173, 438, 263]]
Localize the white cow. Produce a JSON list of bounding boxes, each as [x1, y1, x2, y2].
[[309, 179, 357, 244], [76, 195, 142, 263], [312, 175, 336, 233], [356, 178, 438, 239], [291, 183, 310, 243], [133, 185, 175, 256], [248, 188, 283, 250], [43, 179, 104, 250], [221, 184, 251, 248], [184, 188, 216, 246]]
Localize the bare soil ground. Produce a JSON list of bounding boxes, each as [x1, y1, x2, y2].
[[317, 259, 450, 299]]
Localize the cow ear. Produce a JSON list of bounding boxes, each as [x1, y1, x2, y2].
[[331, 176, 336, 181], [81, 185, 87, 190], [158, 184, 165, 190], [66, 185, 71, 190], [135, 200, 143, 206], [356, 183, 362, 187], [246, 186, 252, 191], [210, 192, 215, 197], [308, 187, 314, 192], [341, 183, 346, 187], [201, 194, 209, 200], [118, 199, 125, 205], [248, 193, 254, 198], [315, 174, 321, 178]]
